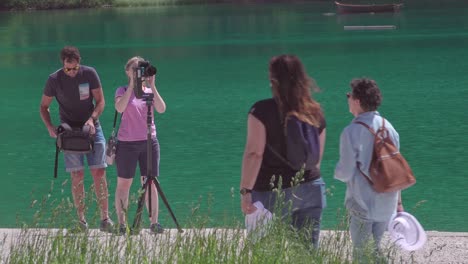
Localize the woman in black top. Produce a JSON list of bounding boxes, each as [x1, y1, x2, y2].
[[240, 54, 326, 247]]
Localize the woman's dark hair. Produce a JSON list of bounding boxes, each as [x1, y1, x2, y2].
[[269, 54, 322, 127], [60, 46, 81, 63], [350, 78, 382, 112]]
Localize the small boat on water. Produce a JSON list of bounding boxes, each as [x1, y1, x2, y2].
[[335, 1, 403, 14]]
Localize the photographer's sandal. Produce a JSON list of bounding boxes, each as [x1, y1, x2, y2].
[[68, 220, 88, 234], [150, 223, 164, 234], [99, 218, 115, 233]]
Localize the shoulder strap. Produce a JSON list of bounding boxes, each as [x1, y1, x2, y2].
[[54, 145, 59, 178], [266, 143, 296, 169], [354, 117, 386, 135], [112, 110, 119, 128], [111, 110, 123, 137], [111, 86, 128, 134], [353, 118, 387, 185], [356, 161, 373, 185]]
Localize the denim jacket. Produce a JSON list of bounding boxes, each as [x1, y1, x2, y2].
[[334, 111, 399, 222]]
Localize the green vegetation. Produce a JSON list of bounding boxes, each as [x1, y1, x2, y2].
[[0, 0, 230, 11], [3, 213, 395, 263], [0, 180, 405, 263], [0, 0, 112, 10], [112, 0, 225, 7]]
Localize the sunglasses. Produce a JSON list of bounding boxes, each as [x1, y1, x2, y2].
[[64, 65, 80, 73]]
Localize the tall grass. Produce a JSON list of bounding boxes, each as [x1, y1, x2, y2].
[[2, 218, 405, 263], [0, 179, 407, 264]]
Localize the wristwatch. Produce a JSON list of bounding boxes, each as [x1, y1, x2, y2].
[[240, 188, 252, 195]]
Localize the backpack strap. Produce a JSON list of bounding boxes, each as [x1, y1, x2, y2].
[[354, 118, 386, 135], [356, 161, 373, 185], [353, 118, 387, 185], [266, 143, 296, 169]]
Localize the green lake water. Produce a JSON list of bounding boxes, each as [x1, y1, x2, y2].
[[0, 1, 467, 231]]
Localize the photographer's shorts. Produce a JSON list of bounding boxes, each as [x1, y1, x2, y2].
[[115, 138, 160, 179], [63, 125, 107, 173]]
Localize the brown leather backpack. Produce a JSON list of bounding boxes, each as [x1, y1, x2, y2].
[[355, 118, 416, 193]]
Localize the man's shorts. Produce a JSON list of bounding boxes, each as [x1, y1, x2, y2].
[[63, 124, 107, 173], [115, 139, 160, 179]]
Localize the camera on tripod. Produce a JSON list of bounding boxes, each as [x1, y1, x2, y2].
[[133, 60, 157, 99]]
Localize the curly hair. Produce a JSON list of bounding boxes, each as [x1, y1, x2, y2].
[[60, 46, 81, 63], [350, 78, 382, 112], [269, 54, 322, 127]]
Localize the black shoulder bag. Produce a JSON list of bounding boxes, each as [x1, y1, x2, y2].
[[54, 123, 95, 178]]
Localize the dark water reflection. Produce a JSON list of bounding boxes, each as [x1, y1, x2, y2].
[[0, 2, 467, 231]]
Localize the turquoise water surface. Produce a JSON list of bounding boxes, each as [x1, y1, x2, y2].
[[0, 1, 467, 231]]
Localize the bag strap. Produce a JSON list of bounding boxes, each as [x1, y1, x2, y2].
[[356, 161, 373, 185], [353, 118, 387, 185], [112, 110, 119, 129], [54, 145, 59, 178], [354, 118, 386, 136], [266, 144, 296, 169], [111, 110, 123, 137], [267, 113, 302, 170], [265, 111, 303, 170], [111, 87, 127, 136]]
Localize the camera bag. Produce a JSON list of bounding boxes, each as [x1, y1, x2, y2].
[[56, 123, 94, 153], [54, 123, 94, 178]]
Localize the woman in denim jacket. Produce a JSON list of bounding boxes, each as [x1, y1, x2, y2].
[[335, 78, 404, 261]]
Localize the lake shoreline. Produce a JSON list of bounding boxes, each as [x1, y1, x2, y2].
[[0, 0, 327, 12]]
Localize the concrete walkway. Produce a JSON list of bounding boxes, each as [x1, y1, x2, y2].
[[392, 231, 468, 263], [0, 228, 467, 263]]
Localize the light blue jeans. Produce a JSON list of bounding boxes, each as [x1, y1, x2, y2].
[[252, 178, 326, 248], [350, 215, 388, 262]]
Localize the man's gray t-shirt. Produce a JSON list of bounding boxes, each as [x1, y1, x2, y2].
[[43, 65, 101, 127]]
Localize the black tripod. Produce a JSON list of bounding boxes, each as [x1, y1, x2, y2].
[[132, 93, 183, 233]]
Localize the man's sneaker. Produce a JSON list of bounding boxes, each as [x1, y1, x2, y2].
[[99, 218, 114, 233], [150, 223, 164, 234]]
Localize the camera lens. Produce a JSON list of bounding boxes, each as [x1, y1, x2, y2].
[[138, 61, 149, 67], [145, 65, 157, 76]]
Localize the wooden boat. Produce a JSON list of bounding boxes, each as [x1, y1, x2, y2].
[[335, 1, 403, 14]]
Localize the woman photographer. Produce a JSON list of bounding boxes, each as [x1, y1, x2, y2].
[[240, 54, 326, 248], [114, 56, 166, 234]]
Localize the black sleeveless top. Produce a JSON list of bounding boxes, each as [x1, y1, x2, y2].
[[249, 98, 326, 191]]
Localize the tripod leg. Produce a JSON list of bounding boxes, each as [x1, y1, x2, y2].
[[152, 178, 184, 233], [132, 177, 149, 232], [131, 97, 183, 234]]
